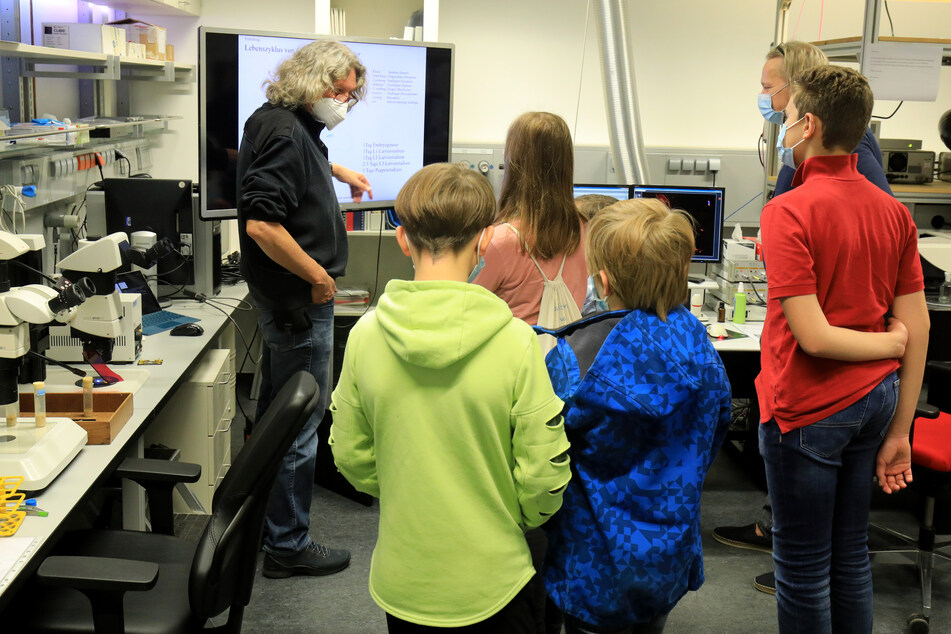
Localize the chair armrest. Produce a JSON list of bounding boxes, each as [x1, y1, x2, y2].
[[37, 556, 158, 633], [915, 403, 940, 419], [115, 458, 201, 536], [116, 458, 201, 484], [37, 555, 158, 592]]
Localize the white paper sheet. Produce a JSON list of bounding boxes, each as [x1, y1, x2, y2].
[[863, 42, 943, 102], [0, 536, 37, 594]]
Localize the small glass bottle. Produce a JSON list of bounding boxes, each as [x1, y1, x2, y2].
[[939, 271, 951, 305], [717, 301, 726, 322]]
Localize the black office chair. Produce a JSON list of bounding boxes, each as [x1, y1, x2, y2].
[[22, 370, 319, 633]]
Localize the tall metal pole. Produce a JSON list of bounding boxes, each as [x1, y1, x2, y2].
[[594, 0, 650, 185]]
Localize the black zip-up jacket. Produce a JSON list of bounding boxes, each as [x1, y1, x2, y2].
[[237, 102, 348, 310]]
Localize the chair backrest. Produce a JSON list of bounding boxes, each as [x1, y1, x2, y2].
[[187, 370, 319, 623]]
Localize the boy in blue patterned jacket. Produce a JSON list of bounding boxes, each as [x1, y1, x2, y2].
[[541, 198, 732, 633]]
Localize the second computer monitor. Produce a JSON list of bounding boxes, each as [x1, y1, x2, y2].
[[572, 183, 632, 201], [631, 185, 724, 263]]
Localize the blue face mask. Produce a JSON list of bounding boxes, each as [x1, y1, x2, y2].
[[591, 276, 610, 312], [776, 115, 806, 170], [467, 229, 487, 283], [757, 84, 787, 125]]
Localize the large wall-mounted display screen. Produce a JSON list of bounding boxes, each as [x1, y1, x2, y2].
[[199, 27, 453, 219]]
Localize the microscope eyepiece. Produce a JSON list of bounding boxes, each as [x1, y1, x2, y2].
[[48, 277, 95, 314]]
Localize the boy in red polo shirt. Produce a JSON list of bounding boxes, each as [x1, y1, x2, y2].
[[756, 65, 929, 634]]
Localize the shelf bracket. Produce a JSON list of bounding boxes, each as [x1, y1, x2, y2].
[[20, 55, 120, 81], [858, 0, 883, 76]]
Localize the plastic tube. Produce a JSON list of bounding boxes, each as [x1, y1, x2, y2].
[[83, 376, 94, 417], [33, 381, 46, 428]]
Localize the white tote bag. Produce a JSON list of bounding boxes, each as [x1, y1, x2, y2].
[[505, 224, 582, 356]]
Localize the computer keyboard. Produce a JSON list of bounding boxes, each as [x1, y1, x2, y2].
[[143, 311, 181, 328]]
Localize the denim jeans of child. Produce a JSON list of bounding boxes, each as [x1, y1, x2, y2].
[[759, 371, 899, 634], [255, 300, 334, 555]]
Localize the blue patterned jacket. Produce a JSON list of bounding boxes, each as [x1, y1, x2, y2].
[[537, 307, 731, 627]]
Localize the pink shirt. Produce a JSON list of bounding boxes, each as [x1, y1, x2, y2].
[[474, 222, 588, 325]]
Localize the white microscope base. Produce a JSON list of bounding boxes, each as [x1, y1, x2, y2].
[[0, 417, 87, 492]]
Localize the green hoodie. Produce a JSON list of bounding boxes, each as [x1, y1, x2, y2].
[[330, 279, 569, 627]]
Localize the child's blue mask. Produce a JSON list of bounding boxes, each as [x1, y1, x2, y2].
[[467, 228, 487, 283], [592, 276, 610, 312], [776, 115, 806, 170]]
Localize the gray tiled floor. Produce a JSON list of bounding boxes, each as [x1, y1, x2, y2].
[[227, 385, 951, 633]]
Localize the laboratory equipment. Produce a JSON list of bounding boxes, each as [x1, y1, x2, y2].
[[0, 232, 96, 492], [56, 231, 171, 364], [881, 149, 935, 184]]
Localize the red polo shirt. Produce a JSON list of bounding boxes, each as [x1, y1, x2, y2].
[[756, 154, 923, 432]]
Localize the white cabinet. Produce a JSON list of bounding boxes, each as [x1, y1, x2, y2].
[[145, 348, 235, 513]]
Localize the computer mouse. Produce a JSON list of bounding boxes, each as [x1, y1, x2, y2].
[[706, 323, 729, 339], [170, 323, 204, 337]]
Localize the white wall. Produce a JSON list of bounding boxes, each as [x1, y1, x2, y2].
[[332, 0, 421, 40], [441, 0, 778, 150], [441, 0, 950, 154]]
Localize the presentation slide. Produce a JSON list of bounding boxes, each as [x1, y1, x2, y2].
[[237, 35, 427, 205]]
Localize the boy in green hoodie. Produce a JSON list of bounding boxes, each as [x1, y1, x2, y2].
[[330, 163, 571, 633]]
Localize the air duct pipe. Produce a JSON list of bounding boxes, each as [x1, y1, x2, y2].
[[595, 0, 650, 184]]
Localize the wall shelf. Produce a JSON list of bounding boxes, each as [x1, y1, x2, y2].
[[0, 40, 193, 82], [0, 116, 181, 150], [92, 0, 201, 18], [813, 36, 951, 64]]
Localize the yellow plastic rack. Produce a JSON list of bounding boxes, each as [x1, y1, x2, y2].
[[0, 476, 26, 536]]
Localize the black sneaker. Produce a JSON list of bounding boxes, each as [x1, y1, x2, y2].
[[712, 522, 773, 553], [753, 570, 776, 595], [263, 542, 351, 579]]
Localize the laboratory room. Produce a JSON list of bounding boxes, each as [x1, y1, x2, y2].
[[0, 0, 950, 632]]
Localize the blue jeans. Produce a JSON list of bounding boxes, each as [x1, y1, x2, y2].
[[759, 371, 899, 634], [254, 300, 334, 555]]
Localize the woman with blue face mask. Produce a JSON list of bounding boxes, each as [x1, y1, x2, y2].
[[753, 41, 892, 198]]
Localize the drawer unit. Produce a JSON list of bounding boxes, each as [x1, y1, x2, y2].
[[145, 348, 235, 513]]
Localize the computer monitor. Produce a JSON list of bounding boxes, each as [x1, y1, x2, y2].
[[631, 185, 725, 263], [572, 184, 632, 201], [103, 178, 193, 284]]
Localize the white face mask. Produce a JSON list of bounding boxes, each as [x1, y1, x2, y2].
[[310, 98, 348, 130]]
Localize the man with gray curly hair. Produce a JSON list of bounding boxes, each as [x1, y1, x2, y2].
[[237, 39, 371, 579]]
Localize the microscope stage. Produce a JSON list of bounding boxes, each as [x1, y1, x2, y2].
[[41, 368, 151, 395], [0, 417, 87, 492]]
